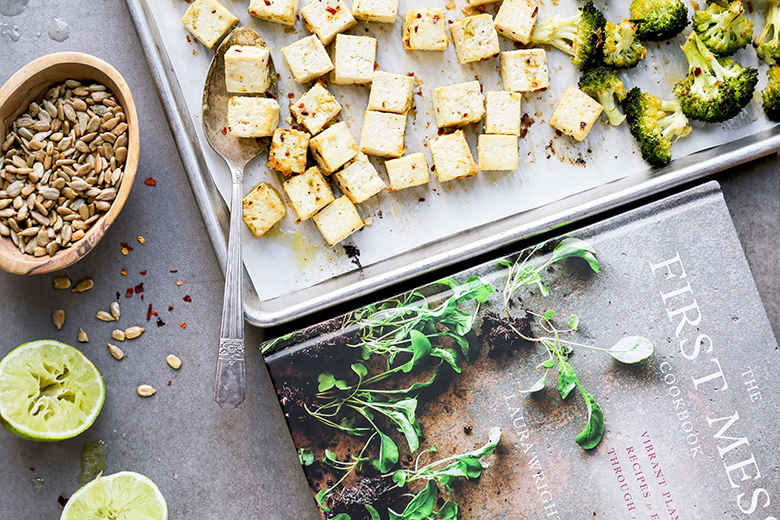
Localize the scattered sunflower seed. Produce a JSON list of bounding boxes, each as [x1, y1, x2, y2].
[[72, 278, 94, 293], [107, 343, 124, 360], [52, 309, 65, 331], [137, 385, 156, 397], [53, 276, 71, 290], [78, 329, 89, 343], [110, 301, 120, 320], [166, 355, 182, 370], [125, 326, 145, 339], [96, 311, 115, 322], [111, 329, 126, 342]]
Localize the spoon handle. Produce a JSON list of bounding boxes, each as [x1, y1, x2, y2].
[[215, 171, 246, 409]]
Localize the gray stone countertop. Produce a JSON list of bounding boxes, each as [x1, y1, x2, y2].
[[0, 2, 778, 519]]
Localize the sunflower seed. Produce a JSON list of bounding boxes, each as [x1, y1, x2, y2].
[[137, 385, 155, 397], [166, 355, 182, 370], [108, 343, 124, 360], [72, 278, 94, 293], [125, 326, 145, 339], [53, 309, 65, 330], [111, 329, 125, 341], [96, 311, 115, 322], [110, 301, 121, 320], [78, 329, 89, 343]]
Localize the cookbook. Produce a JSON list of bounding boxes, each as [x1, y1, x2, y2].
[[264, 181, 780, 519]]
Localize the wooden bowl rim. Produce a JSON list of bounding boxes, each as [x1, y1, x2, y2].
[[0, 52, 139, 275]]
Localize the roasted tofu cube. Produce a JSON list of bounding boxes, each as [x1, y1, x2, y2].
[[248, 0, 299, 26], [549, 86, 603, 142], [478, 134, 519, 170], [242, 182, 286, 237], [313, 196, 365, 246], [495, 0, 539, 44], [333, 153, 387, 203], [359, 111, 406, 158], [225, 45, 272, 94], [281, 35, 334, 84], [227, 97, 279, 138], [268, 128, 311, 176], [450, 14, 501, 64], [468, 0, 500, 4], [283, 166, 335, 220], [402, 8, 448, 51], [430, 130, 478, 182], [332, 34, 377, 85], [309, 121, 358, 174], [351, 0, 398, 23], [384, 153, 430, 191], [485, 91, 523, 136], [431, 81, 485, 129], [500, 49, 549, 92], [181, 0, 239, 50], [301, 0, 357, 45], [367, 71, 415, 114], [290, 82, 343, 135]]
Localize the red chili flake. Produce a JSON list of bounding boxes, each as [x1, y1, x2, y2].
[[140, 270, 147, 275], [287, 92, 295, 99], [30, 467, 35, 471], [221, 126, 228, 135], [120, 242, 134, 252], [152, 311, 158, 316], [116, 291, 120, 300], [168, 381, 172, 386], [169, 305, 174, 311], [58, 496, 68, 507], [532, 6, 538, 16], [134, 282, 144, 294], [183, 295, 192, 302], [580, 121, 587, 130], [180, 322, 187, 328], [157, 318, 166, 327], [170, 269, 178, 273], [125, 288, 134, 298], [418, 197, 426, 202], [121, 269, 128, 276], [325, 6, 337, 15], [141, 294, 144, 301], [147, 304, 153, 321], [264, 0, 270, 5], [144, 177, 157, 186]]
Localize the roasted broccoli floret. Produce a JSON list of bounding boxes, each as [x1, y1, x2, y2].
[[603, 19, 648, 68], [578, 67, 628, 125], [762, 65, 780, 121], [672, 32, 758, 122], [531, 1, 606, 70], [624, 87, 692, 167], [755, 0, 780, 65], [630, 0, 689, 41], [692, 0, 753, 56]]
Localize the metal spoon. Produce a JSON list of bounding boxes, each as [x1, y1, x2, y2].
[[202, 27, 277, 409]]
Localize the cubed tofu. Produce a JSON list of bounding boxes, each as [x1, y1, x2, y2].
[[313, 196, 364, 246], [431, 81, 485, 129], [367, 71, 415, 114], [290, 82, 343, 135], [248, 0, 299, 26], [352, 0, 398, 23], [301, 0, 357, 45], [225, 45, 272, 94], [309, 121, 358, 173], [281, 35, 335, 84], [384, 153, 430, 191], [332, 34, 377, 85], [500, 49, 549, 92], [283, 166, 335, 220], [468, 0, 500, 4], [450, 14, 501, 64], [242, 182, 286, 237], [359, 111, 406, 158], [402, 8, 448, 51], [494, 0, 539, 44], [333, 153, 387, 203], [430, 130, 478, 182], [268, 128, 311, 176], [478, 134, 519, 170], [227, 97, 280, 138], [181, 0, 239, 50], [549, 86, 603, 142], [485, 91, 523, 136]]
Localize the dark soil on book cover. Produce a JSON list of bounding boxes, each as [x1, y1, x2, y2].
[[326, 476, 401, 519], [480, 310, 534, 358]]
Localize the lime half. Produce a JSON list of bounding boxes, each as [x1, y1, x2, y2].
[[0, 339, 105, 441], [61, 471, 168, 520]]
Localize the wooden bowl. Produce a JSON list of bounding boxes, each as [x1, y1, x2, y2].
[[0, 52, 139, 275]]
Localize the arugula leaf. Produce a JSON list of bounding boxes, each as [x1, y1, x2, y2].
[[568, 315, 580, 331], [539, 359, 555, 369], [393, 470, 407, 487], [575, 390, 605, 450], [470, 426, 502, 458], [543, 310, 556, 321], [318, 373, 337, 392], [437, 501, 458, 520], [549, 237, 600, 273], [431, 347, 461, 373], [389, 480, 438, 520], [608, 336, 654, 364], [402, 330, 433, 373], [373, 430, 400, 473], [332, 515, 351, 520], [521, 376, 547, 394], [365, 505, 381, 520], [557, 359, 578, 399], [352, 363, 368, 379], [298, 448, 314, 467]]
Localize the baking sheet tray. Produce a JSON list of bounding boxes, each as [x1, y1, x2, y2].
[[125, 0, 780, 327]]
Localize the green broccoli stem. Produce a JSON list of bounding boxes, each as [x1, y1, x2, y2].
[[758, 0, 780, 47], [682, 34, 721, 95], [594, 92, 626, 126], [532, 15, 580, 56]]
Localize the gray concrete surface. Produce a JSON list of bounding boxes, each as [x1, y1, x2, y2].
[[1, 2, 779, 519]]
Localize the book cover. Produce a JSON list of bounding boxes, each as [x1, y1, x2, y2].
[[264, 181, 780, 520]]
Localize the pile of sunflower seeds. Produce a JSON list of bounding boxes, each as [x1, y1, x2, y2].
[[0, 79, 129, 257]]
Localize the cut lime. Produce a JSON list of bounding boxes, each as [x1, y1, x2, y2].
[[0, 339, 105, 441], [60, 471, 168, 520]]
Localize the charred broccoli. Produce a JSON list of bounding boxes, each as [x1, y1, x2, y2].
[[578, 67, 628, 125], [672, 32, 758, 122], [692, 0, 753, 56], [531, 1, 606, 70], [755, 0, 780, 65], [630, 0, 689, 41], [603, 19, 648, 69], [762, 66, 780, 121], [624, 87, 692, 167]]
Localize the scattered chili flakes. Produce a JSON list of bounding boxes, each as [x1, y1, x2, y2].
[[157, 318, 166, 327], [134, 282, 145, 294], [170, 269, 178, 273], [169, 305, 174, 311], [121, 269, 128, 276], [141, 294, 144, 301], [116, 291, 120, 300], [140, 270, 147, 276], [180, 322, 187, 328], [30, 467, 35, 471], [168, 381, 172, 386], [183, 295, 192, 302], [147, 304, 153, 321], [57, 496, 68, 507], [152, 311, 158, 316], [125, 288, 134, 298], [176, 281, 183, 286], [144, 177, 157, 186], [137, 236, 145, 244]]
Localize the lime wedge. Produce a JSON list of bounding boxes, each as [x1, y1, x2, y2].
[[0, 339, 105, 441], [60, 471, 168, 520]]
